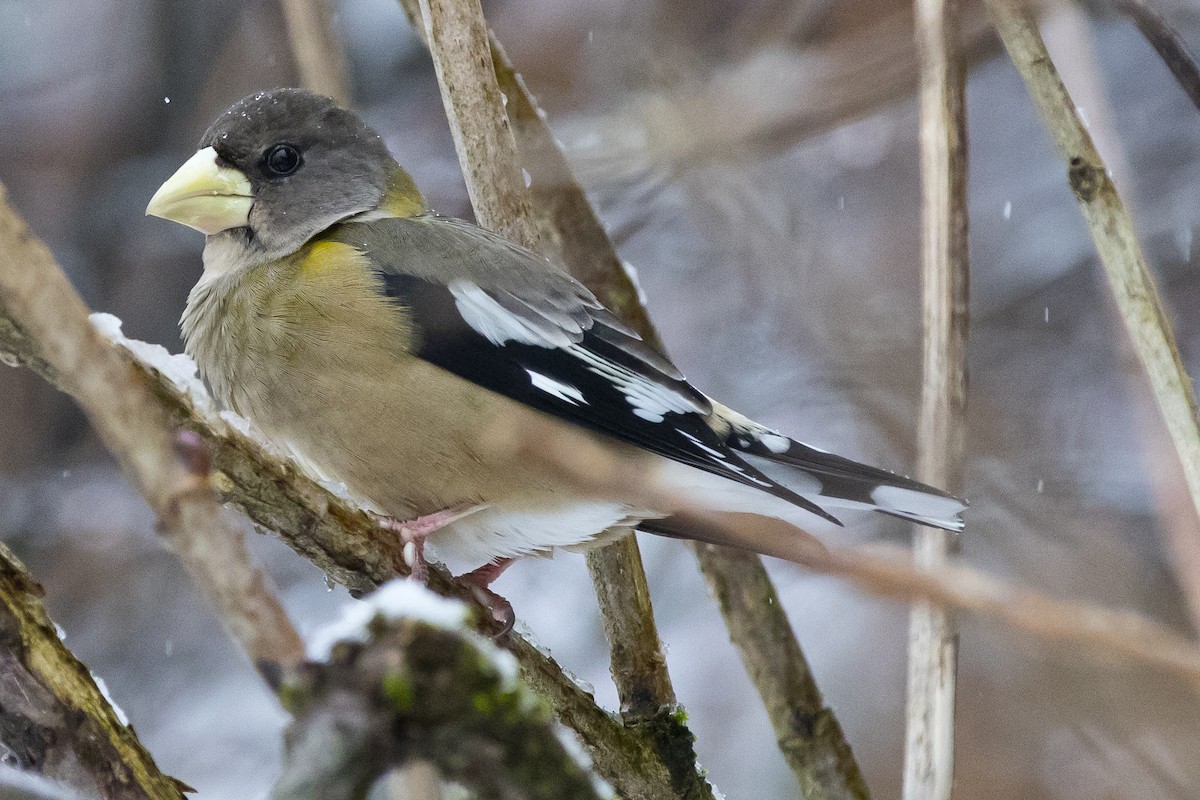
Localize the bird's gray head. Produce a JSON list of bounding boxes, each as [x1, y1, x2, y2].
[[147, 88, 417, 262]]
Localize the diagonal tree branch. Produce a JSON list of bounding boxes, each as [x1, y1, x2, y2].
[[1116, 0, 1200, 112], [984, 0, 1200, 635], [696, 545, 870, 799], [0, 541, 187, 800]]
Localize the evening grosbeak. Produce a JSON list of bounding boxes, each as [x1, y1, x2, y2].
[[146, 89, 966, 603]]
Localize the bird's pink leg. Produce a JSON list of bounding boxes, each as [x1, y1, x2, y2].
[[373, 504, 488, 584], [458, 558, 516, 634]]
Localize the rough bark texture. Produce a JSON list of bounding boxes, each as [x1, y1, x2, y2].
[[273, 617, 604, 800], [0, 543, 187, 800]]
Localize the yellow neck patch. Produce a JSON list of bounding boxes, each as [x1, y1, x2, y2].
[[379, 167, 428, 218]]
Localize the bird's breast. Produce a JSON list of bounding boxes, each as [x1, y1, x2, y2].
[[180, 242, 615, 531]]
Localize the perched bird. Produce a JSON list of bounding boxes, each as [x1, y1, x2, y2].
[[147, 89, 965, 619]]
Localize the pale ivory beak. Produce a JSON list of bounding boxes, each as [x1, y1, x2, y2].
[[146, 146, 253, 235]]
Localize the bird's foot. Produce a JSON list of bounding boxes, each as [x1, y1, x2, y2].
[[457, 558, 516, 635], [373, 504, 489, 584]]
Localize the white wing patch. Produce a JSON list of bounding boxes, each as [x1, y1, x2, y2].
[[757, 432, 791, 454], [526, 369, 587, 406], [870, 485, 966, 531], [568, 344, 706, 422], [450, 280, 579, 348], [450, 279, 704, 424]]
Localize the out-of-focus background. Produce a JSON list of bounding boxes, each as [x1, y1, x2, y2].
[[3, 0, 1200, 797]]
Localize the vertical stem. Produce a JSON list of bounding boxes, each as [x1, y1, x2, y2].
[[415, 0, 541, 250], [404, 2, 711, 794], [904, 0, 969, 797], [587, 537, 676, 718]]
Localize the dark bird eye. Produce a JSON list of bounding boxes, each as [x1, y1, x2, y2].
[[263, 143, 302, 177]]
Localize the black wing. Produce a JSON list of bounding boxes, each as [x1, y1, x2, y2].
[[328, 215, 839, 523]]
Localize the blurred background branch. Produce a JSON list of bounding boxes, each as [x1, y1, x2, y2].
[[279, 0, 352, 104]]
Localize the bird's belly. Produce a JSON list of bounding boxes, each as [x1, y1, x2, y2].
[[235, 351, 651, 562]]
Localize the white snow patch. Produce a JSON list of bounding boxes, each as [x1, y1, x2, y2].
[[89, 313, 215, 416], [218, 409, 254, 437], [307, 579, 468, 659], [91, 673, 129, 726], [308, 580, 521, 686]]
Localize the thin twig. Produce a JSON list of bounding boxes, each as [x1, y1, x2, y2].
[[808, 538, 1200, 687], [279, 0, 352, 104], [904, 0, 968, 798], [0, 181, 305, 681], [586, 535, 678, 717], [1116, 0, 1200, 111], [984, 0, 1200, 635]]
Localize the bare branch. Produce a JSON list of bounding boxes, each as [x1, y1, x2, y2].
[[984, 0, 1200, 634], [413, 0, 540, 249], [810, 539, 1200, 687], [279, 0, 352, 105], [586, 536, 677, 717], [1116, 0, 1200, 112], [904, 0, 969, 797], [0, 541, 186, 800], [696, 545, 870, 799]]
